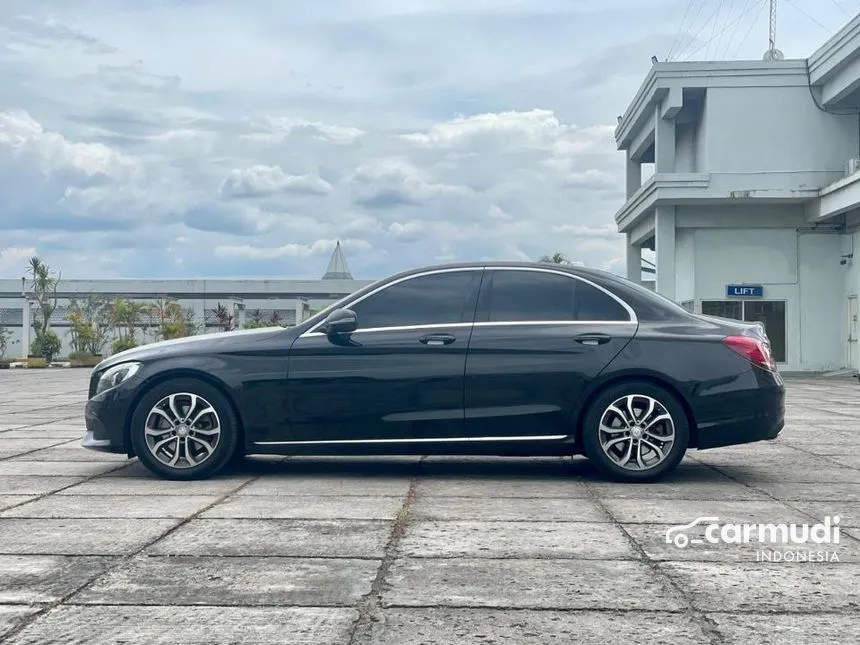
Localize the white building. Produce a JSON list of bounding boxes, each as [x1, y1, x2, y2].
[[615, 15, 860, 373], [0, 242, 372, 360]]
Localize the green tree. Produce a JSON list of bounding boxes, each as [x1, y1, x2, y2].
[[213, 303, 236, 331], [0, 325, 12, 359], [66, 294, 111, 356], [27, 256, 61, 357], [109, 298, 147, 353], [151, 299, 197, 340], [538, 252, 573, 265]]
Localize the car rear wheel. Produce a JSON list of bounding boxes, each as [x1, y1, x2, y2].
[[581, 381, 689, 482], [130, 377, 239, 480]]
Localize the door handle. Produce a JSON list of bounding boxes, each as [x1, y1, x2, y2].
[[574, 333, 612, 346], [419, 333, 456, 346]]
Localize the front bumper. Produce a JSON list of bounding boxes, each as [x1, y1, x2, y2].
[[81, 381, 136, 455], [81, 429, 115, 453]]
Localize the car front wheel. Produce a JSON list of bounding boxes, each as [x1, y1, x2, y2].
[[581, 381, 689, 482], [130, 377, 239, 480]]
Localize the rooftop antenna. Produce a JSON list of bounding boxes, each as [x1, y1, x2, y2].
[[763, 0, 784, 61]]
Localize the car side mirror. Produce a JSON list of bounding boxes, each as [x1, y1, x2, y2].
[[322, 308, 357, 335]]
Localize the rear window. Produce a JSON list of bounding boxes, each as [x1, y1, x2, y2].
[[596, 274, 692, 321]]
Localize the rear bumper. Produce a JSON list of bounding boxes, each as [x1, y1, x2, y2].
[[696, 412, 784, 449], [694, 372, 785, 450]]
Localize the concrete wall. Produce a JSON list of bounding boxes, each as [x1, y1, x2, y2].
[[675, 121, 698, 173], [693, 227, 800, 368], [687, 225, 853, 371], [674, 228, 695, 302], [844, 229, 860, 369], [797, 233, 845, 371], [0, 277, 373, 361], [702, 86, 859, 175]]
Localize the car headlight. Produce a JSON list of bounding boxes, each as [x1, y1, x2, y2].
[[95, 362, 141, 395]]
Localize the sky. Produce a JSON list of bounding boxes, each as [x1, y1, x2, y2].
[[0, 0, 854, 280]]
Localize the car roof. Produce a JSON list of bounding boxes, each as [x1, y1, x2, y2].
[[390, 260, 610, 279]]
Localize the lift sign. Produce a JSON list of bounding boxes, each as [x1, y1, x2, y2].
[[726, 284, 763, 298]]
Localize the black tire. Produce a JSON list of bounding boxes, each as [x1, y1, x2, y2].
[[581, 380, 689, 483], [130, 377, 239, 480]]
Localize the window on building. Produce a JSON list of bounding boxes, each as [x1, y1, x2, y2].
[[680, 300, 695, 313], [743, 301, 786, 363], [701, 300, 786, 363], [701, 300, 743, 320], [350, 270, 481, 329]]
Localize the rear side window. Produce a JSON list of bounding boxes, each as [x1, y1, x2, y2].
[[350, 270, 482, 329], [481, 270, 629, 322], [574, 280, 630, 321]]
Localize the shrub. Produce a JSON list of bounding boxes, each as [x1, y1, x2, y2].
[[111, 337, 138, 354], [30, 329, 62, 362]]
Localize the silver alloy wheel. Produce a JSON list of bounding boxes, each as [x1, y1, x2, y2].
[[144, 392, 221, 469], [597, 394, 675, 471]]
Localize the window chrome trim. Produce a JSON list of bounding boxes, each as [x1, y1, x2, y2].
[[254, 434, 568, 446], [299, 264, 638, 338], [299, 319, 636, 338]]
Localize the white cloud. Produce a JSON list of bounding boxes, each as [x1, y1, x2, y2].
[[0, 110, 139, 179], [0, 247, 36, 275], [401, 109, 569, 149], [387, 221, 425, 241], [552, 223, 619, 239], [350, 158, 473, 208], [214, 238, 371, 260], [8, 1, 820, 277], [220, 165, 333, 198], [244, 117, 365, 145]]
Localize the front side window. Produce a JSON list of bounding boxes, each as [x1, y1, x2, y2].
[[350, 270, 482, 330], [483, 270, 630, 322]]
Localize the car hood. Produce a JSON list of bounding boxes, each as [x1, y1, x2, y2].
[[95, 326, 288, 371]]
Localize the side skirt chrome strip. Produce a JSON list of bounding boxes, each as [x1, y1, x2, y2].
[[253, 434, 568, 446]]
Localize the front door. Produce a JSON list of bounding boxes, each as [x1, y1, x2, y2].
[[849, 295, 859, 371], [287, 268, 484, 442], [464, 268, 637, 439]]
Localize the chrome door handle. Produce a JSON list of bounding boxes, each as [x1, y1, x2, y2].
[[574, 333, 611, 346], [419, 333, 456, 346]]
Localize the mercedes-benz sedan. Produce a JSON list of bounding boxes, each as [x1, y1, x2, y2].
[[82, 262, 785, 482]]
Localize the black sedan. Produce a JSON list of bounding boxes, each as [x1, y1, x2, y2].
[[82, 262, 784, 482]]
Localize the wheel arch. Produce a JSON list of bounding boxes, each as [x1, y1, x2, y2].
[[572, 372, 699, 449], [123, 368, 246, 458]]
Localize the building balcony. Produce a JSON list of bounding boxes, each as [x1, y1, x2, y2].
[[616, 171, 839, 232]]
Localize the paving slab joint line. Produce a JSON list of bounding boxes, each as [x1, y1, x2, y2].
[[686, 455, 860, 547], [758, 440, 860, 474], [346, 456, 424, 645], [581, 480, 727, 645], [0, 459, 139, 514], [0, 465, 270, 644], [0, 437, 81, 462], [0, 414, 84, 434]]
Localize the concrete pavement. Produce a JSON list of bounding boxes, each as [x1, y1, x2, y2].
[[0, 369, 859, 644]]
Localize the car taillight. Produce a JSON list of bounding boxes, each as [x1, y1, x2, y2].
[[722, 336, 777, 372]]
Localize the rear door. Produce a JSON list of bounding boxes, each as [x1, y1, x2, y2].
[[463, 267, 638, 439]]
